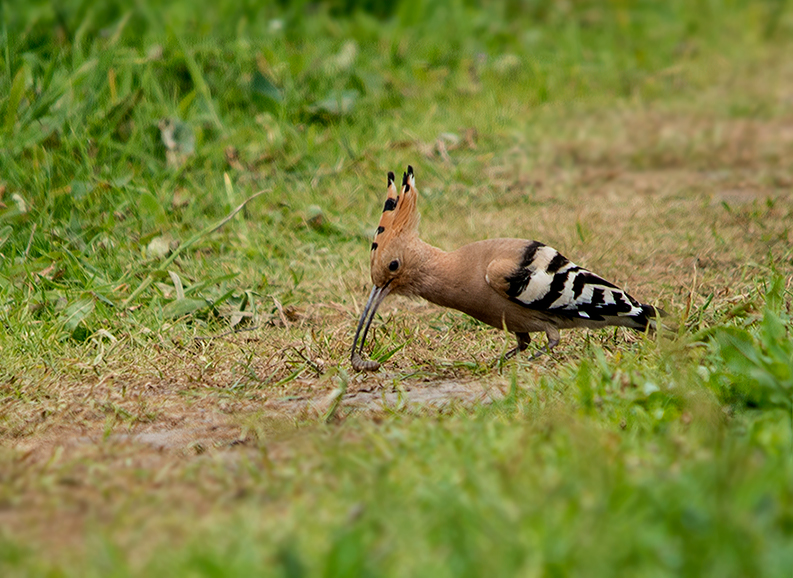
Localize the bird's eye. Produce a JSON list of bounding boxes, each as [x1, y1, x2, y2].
[[388, 260, 400, 272]]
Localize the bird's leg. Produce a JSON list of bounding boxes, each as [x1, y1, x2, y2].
[[504, 332, 531, 359], [545, 327, 560, 353], [529, 327, 560, 360]]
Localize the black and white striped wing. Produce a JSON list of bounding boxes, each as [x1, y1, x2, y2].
[[501, 241, 648, 324]]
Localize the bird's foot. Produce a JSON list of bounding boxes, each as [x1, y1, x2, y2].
[[498, 330, 560, 365], [528, 347, 552, 361], [528, 331, 560, 360], [503, 347, 520, 359], [500, 333, 530, 363]]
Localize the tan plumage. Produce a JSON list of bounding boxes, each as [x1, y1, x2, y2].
[[351, 166, 662, 371]]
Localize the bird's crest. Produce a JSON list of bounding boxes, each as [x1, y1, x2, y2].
[[370, 165, 419, 262]]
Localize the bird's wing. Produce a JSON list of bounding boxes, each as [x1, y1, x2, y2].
[[485, 241, 648, 323]]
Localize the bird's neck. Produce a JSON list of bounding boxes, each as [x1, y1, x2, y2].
[[409, 237, 472, 308]]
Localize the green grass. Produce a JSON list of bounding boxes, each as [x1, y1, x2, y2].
[[1, 0, 793, 575]]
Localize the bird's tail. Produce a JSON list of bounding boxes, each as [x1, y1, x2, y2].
[[636, 303, 671, 332]]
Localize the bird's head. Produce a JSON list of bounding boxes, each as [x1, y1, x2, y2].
[[351, 165, 422, 371]]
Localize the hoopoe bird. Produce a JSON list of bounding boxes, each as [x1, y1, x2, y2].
[[351, 166, 663, 372]]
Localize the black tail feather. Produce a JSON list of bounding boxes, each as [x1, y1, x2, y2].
[[637, 303, 666, 330]]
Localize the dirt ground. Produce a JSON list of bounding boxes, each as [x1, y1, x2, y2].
[[9, 376, 505, 456], [0, 368, 510, 557]]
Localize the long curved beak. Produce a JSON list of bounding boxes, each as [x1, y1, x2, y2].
[[350, 284, 392, 371]]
